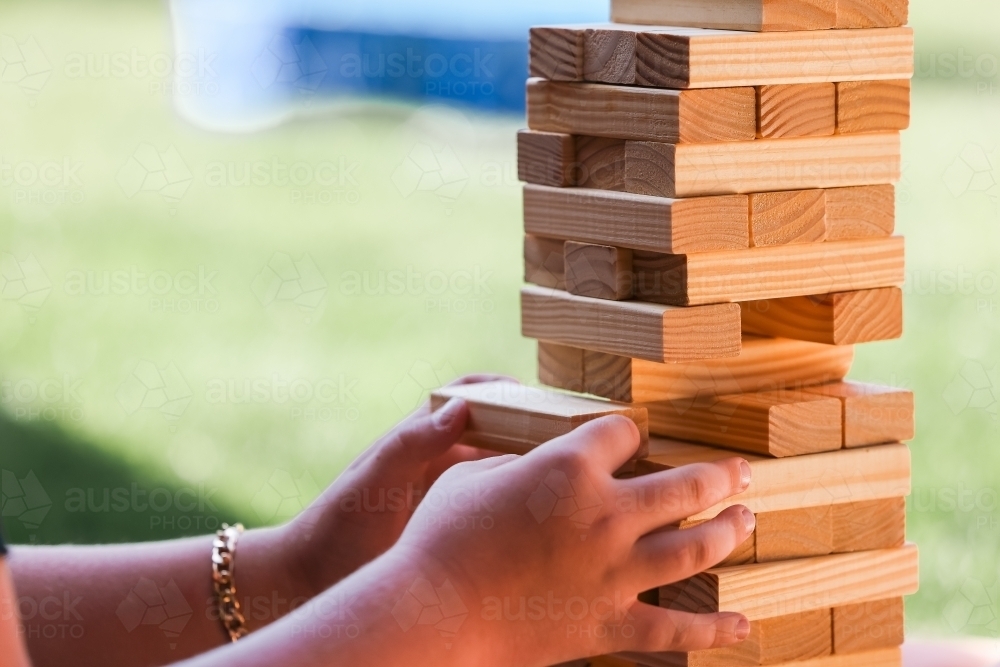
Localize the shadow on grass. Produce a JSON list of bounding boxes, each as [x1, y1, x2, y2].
[[0, 414, 253, 546]]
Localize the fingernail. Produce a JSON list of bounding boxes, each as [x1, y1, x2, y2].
[[434, 398, 465, 428], [741, 507, 756, 533], [739, 460, 752, 490], [735, 617, 751, 640]]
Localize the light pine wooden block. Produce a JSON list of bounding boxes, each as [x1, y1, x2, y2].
[[802, 381, 914, 446], [833, 598, 905, 654], [836, 80, 911, 134], [611, 0, 836, 31], [517, 130, 575, 188], [624, 133, 901, 199], [583, 27, 636, 84], [576, 136, 628, 191], [644, 390, 843, 458], [836, 0, 909, 27], [679, 518, 756, 567], [614, 647, 901, 667], [825, 185, 896, 240], [740, 288, 904, 345], [524, 234, 566, 290], [520, 286, 742, 364], [528, 25, 913, 88], [749, 190, 827, 246], [636, 439, 911, 521], [581, 336, 853, 403], [528, 26, 584, 81], [634, 26, 913, 89], [522, 185, 750, 254], [565, 242, 634, 301], [756, 505, 834, 562], [537, 341, 585, 393], [629, 237, 905, 306], [430, 381, 649, 457], [757, 84, 836, 138], [528, 78, 757, 144], [659, 544, 919, 620], [831, 497, 907, 553]]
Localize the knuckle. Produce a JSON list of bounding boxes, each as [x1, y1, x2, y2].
[[677, 537, 712, 573], [681, 471, 712, 506]]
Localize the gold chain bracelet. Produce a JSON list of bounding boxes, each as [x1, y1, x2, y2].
[[212, 523, 249, 643]]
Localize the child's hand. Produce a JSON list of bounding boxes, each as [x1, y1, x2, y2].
[[392, 415, 755, 666], [278, 376, 509, 596]]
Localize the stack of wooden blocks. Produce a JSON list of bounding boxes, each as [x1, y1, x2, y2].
[[432, 0, 918, 664]]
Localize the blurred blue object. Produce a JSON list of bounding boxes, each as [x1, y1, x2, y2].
[[170, 0, 608, 131]]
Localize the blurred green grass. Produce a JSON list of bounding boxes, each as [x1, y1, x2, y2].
[[1, 0, 999, 640]]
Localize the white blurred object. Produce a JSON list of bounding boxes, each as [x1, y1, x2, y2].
[[904, 639, 1000, 667], [168, 0, 607, 132]]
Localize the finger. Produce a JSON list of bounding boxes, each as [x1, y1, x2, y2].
[[624, 604, 750, 654], [531, 415, 642, 474], [447, 374, 519, 387], [367, 398, 470, 468], [620, 458, 752, 536], [630, 505, 756, 592]]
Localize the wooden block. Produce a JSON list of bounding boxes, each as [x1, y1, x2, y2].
[[740, 288, 904, 345], [831, 497, 906, 553], [521, 285, 742, 364], [524, 234, 566, 290], [680, 518, 756, 567], [802, 381, 913, 446], [610, 0, 835, 31], [583, 27, 636, 85], [528, 27, 583, 81], [836, 80, 911, 134], [636, 439, 911, 521], [528, 78, 757, 144], [833, 598, 905, 654], [538, 341, 585, 393], [523, 185, 749, 255], [824, 185, 895, 240], [582, 337, 853, 403], [644, 390, 843, 458], [617, 647, 901, 667], [837, 0, 909, 29], [430, 381, 649, 457], [749, 190, 827, 247], [518, 130, 575, 188], [634, 26, 913, 89], [576, 136, 628, 191], [757, 84, 836, 139], [659, 544, 918, 620], [624, 133, 901, 199], [622, 609, 831, 666], [756, 506, 834, 562], [565, 242, 634, 301], [630, 237, 905, 306]]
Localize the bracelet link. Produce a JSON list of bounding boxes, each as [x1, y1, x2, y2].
[[212, 523, 249, 643]]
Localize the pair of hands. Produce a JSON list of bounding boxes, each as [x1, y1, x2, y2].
[[273, 375, 755, 665]]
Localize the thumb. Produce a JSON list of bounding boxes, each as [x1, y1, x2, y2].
[[377, 397, 470, 466]]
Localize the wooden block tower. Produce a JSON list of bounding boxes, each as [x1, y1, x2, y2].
[[435, 1, 917, 664]]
